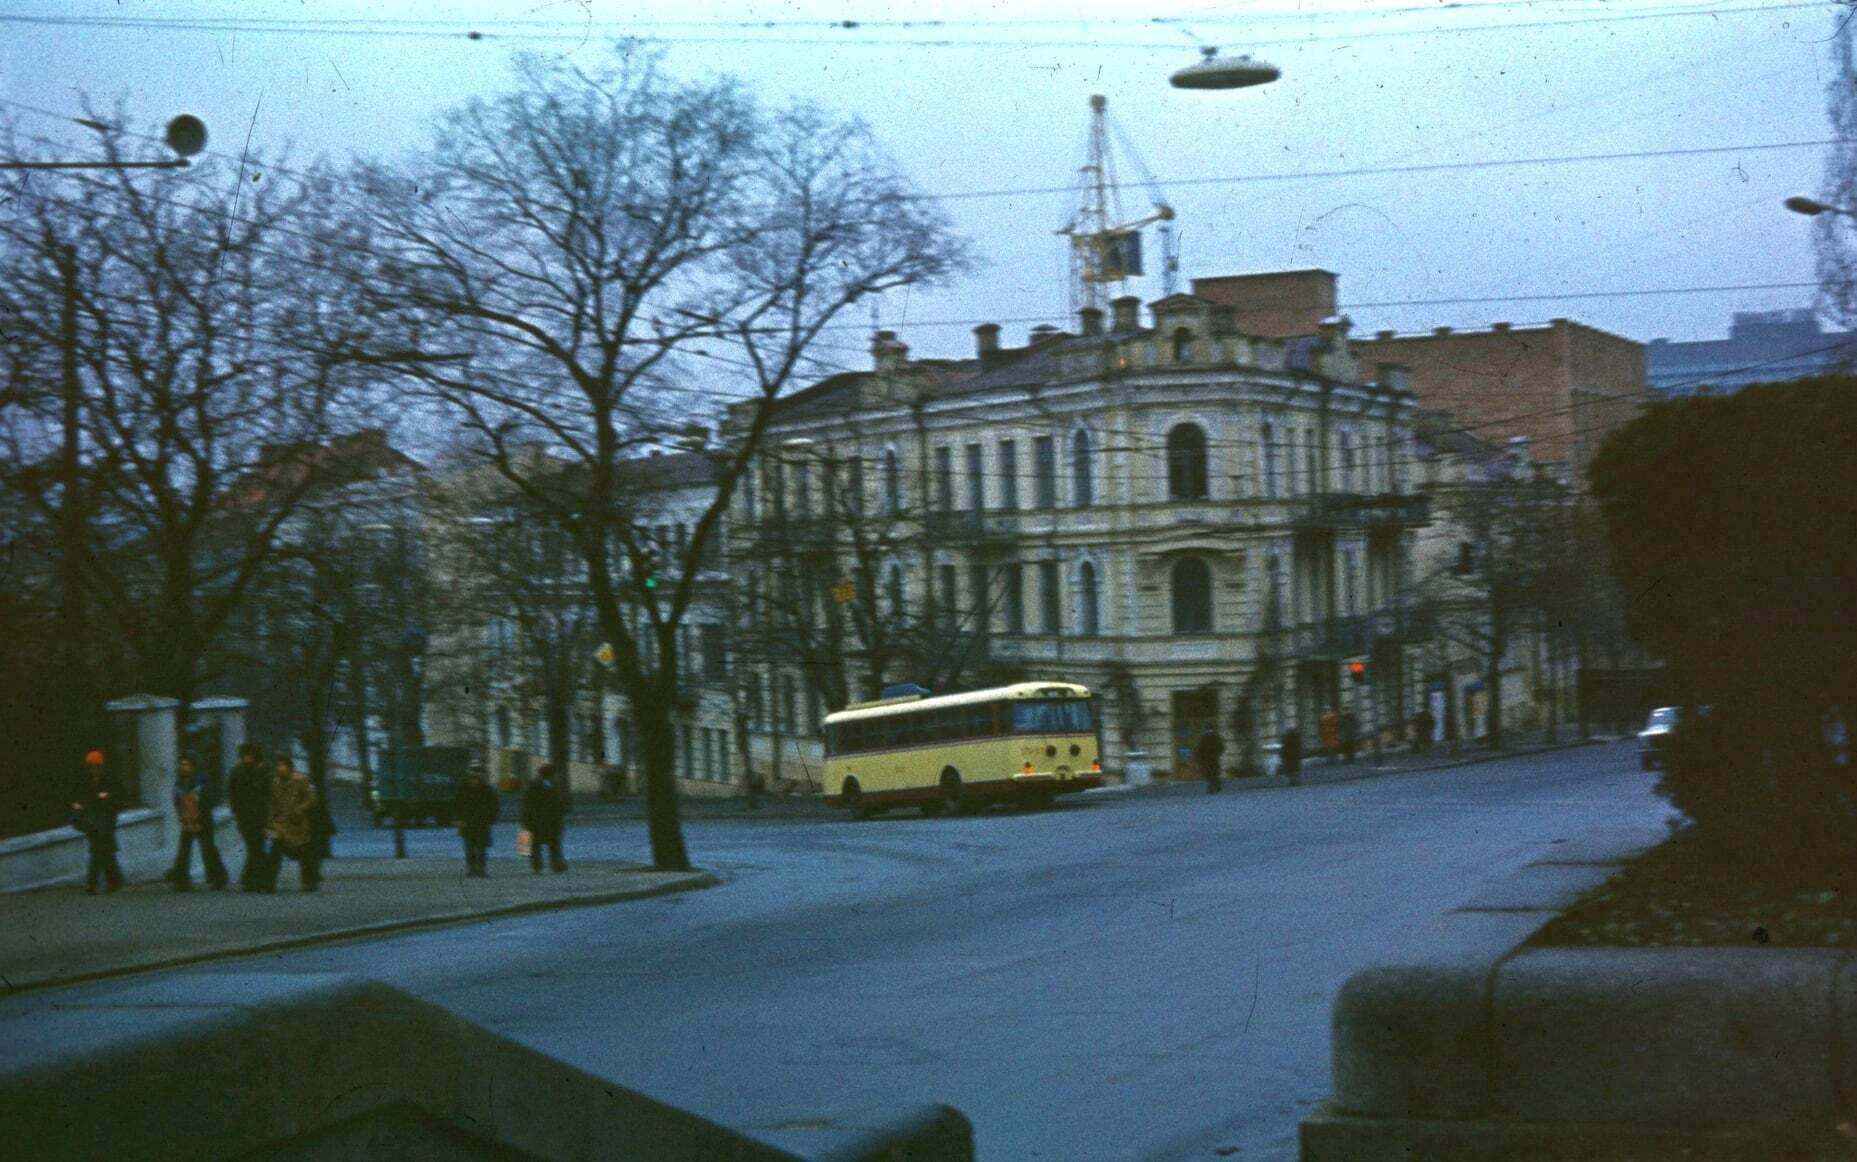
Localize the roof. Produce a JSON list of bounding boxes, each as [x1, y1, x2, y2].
[[1411, 408, 1499, 459], [824, 680, 1093, 724], [615, 450, 718, 491]]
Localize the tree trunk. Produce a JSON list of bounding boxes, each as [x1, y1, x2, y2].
[[631, 683, 691, 870], [1486, 613, 1506, 750], [350, 647, 375, 805]]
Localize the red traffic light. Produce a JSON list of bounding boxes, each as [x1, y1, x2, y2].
[[1348, 662, 1368, 683]]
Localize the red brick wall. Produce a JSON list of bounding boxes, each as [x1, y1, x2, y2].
[[1190, 270, 1338, 338]]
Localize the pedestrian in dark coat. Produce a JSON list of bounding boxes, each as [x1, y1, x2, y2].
[[456, 766, 499, 877], [227, 743, 270, 891], [1281, 727, 1304, 786], [70, 750, 125, 893], [167, 754, 230, 891], [1194, 728, 1226, 794], [1412, 708, 1435, 754], [520, 765, 568, 874], [1339, 709, 1361, 764]]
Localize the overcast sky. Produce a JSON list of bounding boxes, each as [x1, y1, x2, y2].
[[2, 0, 1844, 368]]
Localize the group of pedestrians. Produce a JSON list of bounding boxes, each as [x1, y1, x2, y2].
[[70, 744, 325, 895], [454, 762, 570, 877]]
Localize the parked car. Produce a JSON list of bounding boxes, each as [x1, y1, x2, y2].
[[1637, 705, 1711, 770]]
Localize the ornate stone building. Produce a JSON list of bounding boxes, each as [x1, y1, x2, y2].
[[723, 286, 1430, 780]]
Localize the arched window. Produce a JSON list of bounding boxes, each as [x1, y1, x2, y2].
[[1166, 423, 1209, 500], [1078, 560, 1101, 637], [1339, 432, 1356, 494], [1304, 428, 1319, 494], [883, 447, 902, 515], [1171, 557, 1214, 634], [1172, 327, 1194, 363], [1071, 429, 1094, 508]]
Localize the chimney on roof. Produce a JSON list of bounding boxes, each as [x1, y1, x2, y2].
[[1317, 314, 1352, 348], [871, 329, 909, 373], [1491, 321, 1512, 333], [1078, 307, 1104, 336], [1029, 324, 1061, 346], [1433, 326, 1454, 337], [1375, 329, 1395, 341], [1110, 295, 1141, 333], [1375, 362, 1411, 394], [974, 323, 1001, 359]]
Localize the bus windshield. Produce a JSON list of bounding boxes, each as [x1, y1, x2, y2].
[[1010, 699, 1094, 734]]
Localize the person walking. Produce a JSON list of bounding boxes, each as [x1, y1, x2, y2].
[[69, 750, 124, 893], [521, 764, 568, 874], [1413, 707, 1435, 754], [1318, 706, 1341, 764], [1339, 709, 1361, 765], [264, 754, 321, 892], [167, 754, 229, 891], [456, 763, 500, 877], [227, 743, 271, 891], [1194, 727, 1226, 794], [1280, 726, 1304, 787]]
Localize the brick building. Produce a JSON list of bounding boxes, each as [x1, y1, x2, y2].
[[1354, 317, 1648, 483]]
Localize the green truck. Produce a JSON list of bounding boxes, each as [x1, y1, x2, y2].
[[370, 746, 474, 828]]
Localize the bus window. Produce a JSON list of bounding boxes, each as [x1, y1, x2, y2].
[[1011, 700, 1094, 734]]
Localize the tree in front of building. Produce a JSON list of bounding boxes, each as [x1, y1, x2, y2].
[[350, 50, 970, 870], [1590, 380, 1857, 864]]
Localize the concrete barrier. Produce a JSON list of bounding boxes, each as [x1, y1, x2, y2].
[[0, 973, 974, 1161], [0, 806, 245, 893], [1294, 824, 1857, 1160]]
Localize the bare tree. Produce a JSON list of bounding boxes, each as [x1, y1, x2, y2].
[[1415, 471, 1573, 749], [1813, 6, 1857, 338], [0, 116, 370, 761], [350, 50, 970, 869]]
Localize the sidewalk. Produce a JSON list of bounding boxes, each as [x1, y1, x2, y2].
[[1090, 729, 1628, 797], [1, 858, 716, 994]]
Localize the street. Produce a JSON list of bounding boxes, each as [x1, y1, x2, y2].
[[3, 743, 1666, 1160]]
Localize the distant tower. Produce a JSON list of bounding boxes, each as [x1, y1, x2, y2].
[[1056, 95, 1177, 318]]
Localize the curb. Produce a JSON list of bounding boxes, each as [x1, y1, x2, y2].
[[5, 870, 720, 996]]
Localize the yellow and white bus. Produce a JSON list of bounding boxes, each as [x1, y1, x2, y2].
[[823, 682, 1104, 819]]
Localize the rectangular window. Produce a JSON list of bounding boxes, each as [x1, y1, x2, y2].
[[780, 674, 796, 734], [681, 724, 694, 778], [1033, 435, 1057, 509], [968, 564, 991, 638], [935, 446, 954, 512], [703, 728, 715, 781], [939, 564, 958, 629], [847, 456, 865, 516], [795, 462, 812, 516], [965, 443, 985, 512], [719, 729, 731, 783], [998, 440, 1019, 510], [1004, 563, 1024, 635], [700, 624, 727, 681], [806, 686, 822, 737], [1039, 560, 1061, 635]]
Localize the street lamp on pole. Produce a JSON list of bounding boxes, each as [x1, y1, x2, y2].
[[1, 114, 208, 171], [1786, 195, 1857, 218]]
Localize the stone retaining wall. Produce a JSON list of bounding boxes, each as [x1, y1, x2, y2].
[[0, 972, 973, 1161], [0, 806, 246, 893], [1295, 825, 1857, 1159]]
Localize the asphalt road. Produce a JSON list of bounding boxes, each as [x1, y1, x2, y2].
[[9, 742, 1669, 1161]]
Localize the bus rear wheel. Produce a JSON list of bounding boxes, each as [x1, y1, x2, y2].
[[940, 769, 971, 815], [841, 778, 873, 821]]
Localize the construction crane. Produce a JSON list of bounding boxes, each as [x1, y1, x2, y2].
[[1056, 94, 1180, 319]]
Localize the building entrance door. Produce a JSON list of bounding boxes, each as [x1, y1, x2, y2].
[[1170, 689, 1219, 777]]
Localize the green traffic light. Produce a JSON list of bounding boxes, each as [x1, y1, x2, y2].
[[643, 577, 657, 589]]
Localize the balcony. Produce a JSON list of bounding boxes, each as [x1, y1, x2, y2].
[[1290, 614, 1373, 659], [1293, 492, 1430, 531], [1372, 605, 1437, 643], [925, 510, 1020, 549]]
